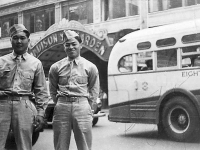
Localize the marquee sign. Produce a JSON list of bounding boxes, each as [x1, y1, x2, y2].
[[29, 19, 112, 61], [29, 30, 64, 56]]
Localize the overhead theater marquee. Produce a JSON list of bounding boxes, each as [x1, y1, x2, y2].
[[29, 19, 112, 61]]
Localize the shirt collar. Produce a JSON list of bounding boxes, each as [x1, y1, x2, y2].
[[12, 52, 28, 60], [67, 56, 81, 65]]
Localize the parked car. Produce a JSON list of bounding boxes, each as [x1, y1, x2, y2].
[[92, 97, 106, 126]]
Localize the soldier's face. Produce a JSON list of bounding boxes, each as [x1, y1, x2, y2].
[[10, 32, 30, 55], [64, 37, 82, 60]]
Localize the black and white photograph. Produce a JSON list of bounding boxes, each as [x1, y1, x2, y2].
[[1, 0, 200, 150]]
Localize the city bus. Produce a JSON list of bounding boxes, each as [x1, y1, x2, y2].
[[108, 19, 200, 142]]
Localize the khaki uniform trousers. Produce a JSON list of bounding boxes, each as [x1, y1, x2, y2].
[[53, 97, 93, 150], [0, 96, 36, 150]]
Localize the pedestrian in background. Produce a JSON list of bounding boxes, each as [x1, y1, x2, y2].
[[49, 30, 99, 150], [0, 24, 48, 150]]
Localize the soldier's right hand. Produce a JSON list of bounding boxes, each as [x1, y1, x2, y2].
[[4, 91, 12, 95], [0, 91, 12, 96]]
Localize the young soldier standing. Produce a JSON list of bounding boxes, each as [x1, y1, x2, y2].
[[49, 30, 99, 150], [0, 24, 48, 150]]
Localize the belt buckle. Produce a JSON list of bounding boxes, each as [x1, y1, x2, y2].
[[70, 97, 77, 102], [11, 96, 21, 101]]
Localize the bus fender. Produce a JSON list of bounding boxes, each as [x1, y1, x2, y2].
[[155, 88, 200, 124]]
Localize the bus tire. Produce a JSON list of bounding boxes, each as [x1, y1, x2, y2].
[[162, 96, 200, 142]]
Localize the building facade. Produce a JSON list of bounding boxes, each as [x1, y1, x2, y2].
[[1, 0, 200, 107]]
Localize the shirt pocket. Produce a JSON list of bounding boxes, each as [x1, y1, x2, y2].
[[21, 71, 34, 90], [76, 76, 88, 84], [59, 76, 70, 85], [0, 69, 11, 88]]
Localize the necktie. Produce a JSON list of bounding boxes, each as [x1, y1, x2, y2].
[[69, 60, 74, 77], [16, 55, 22, 63], [68, 61, 74, 85]]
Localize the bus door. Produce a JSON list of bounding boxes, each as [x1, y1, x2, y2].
[[130, 51, 161, 124], [111, 52, 160, 124], [108, 54, 136, 123]]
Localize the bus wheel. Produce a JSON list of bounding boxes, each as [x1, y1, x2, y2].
[[162, 96, 200, 142]]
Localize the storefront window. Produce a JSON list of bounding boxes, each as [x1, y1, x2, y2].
[[102, 0, 138, 21], [187, 0, 196, 5], [127, 0, 139, 16], [24, 5, 55, 33], [103, 0, 109, 21], [149, 0, 200, 13], [0, 14, 18, 38], [102, 0, 126, 20], [148, 0, 200, 12], [169, 0, 182, 9], [149, 0, 163, 12], [187, 0, 200, 6], [112, 0, 126, 19], [62, 0, 93, 24]]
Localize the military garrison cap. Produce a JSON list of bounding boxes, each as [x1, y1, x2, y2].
[[64, 30, 79, 39], [63, 30, 82, 43], [9, 24, 30, 37]]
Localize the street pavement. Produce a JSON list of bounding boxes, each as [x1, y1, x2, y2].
[[31, 109, 200, 150]]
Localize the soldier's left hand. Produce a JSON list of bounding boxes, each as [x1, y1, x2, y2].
[[34, 115, 45, 132]]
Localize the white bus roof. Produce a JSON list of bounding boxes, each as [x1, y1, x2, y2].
[[108, 19, 200, 75], [122, 19, 200, 42]]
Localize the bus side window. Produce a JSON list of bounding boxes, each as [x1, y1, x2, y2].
[[157, 49, 177, 68], [182, 46, 200, 67], [118, 55, 132, 73], [137, 52, 153, 71], [182, 58, 191, 68], [194, 57, 200, 67], [140, 59, 153, 71]]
